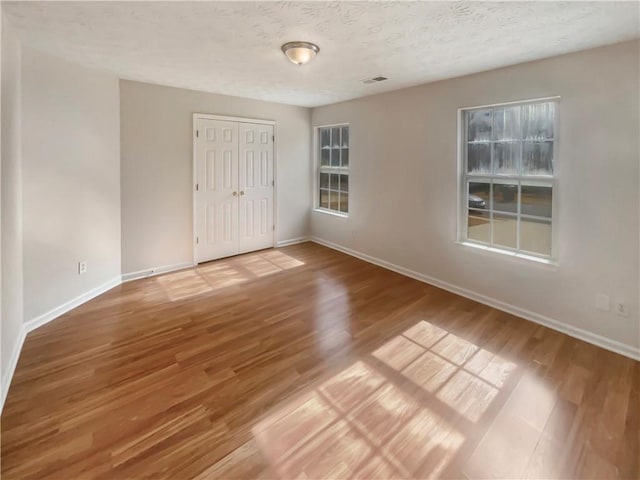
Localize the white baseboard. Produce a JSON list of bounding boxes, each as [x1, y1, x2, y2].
[[276, 237, 309, 247], [24, 276, 122, 333], [121, 261, 194, 283], [1, 326, 27, 412], [3, 276, 121, 413], [309, 236, 640, 361]]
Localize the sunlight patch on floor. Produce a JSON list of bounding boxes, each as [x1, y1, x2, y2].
[[374, 320, 517, 422], [156, 270, 213, 301], [252, 320, 521, 479], [155, 250, 305, 301]]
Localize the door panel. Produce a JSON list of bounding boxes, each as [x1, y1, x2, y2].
[[196, 119, 239, 262], [238, 123, 274, 254]]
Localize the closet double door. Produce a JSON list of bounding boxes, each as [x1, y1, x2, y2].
[[194, 117, 274, 263]]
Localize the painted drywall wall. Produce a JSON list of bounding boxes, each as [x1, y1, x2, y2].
[[1, 17, 25, 401], [21, 47, 121, 323], [310, 40, 640, 354], [119, 80, 311, 275]]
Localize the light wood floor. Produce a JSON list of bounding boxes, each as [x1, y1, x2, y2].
[[1, 243, 638, 479]]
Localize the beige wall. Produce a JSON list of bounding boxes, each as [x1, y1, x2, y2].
[[21, 48, 121, 322], [311, 40, 640, 355], [119, 80, 311, 275], [1, 17, 24, 401]]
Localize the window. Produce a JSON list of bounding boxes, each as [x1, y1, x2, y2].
[[460, 99, 556, 259], [317, 124, 349, 215]]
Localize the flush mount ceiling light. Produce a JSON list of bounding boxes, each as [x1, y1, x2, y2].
[[281, 41, 320, 65]]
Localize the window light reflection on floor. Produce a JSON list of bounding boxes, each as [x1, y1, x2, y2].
[[252, 320, 519, 479], [373, 320, 517, 422], [154, 250, 304, 301], [311, 277, 352, 357]]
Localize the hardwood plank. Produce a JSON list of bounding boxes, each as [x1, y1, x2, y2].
[[1, 242, 637, 479]]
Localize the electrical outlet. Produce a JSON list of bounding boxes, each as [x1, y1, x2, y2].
[[78, 261, 87, 275], [614, 301, 629, 317], [596, 293, 610, 312]]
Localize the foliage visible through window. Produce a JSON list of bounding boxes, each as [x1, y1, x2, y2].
[[318, 125, 349, 214], [462, 100, 556, 258]]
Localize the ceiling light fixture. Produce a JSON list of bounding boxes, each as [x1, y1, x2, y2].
[[281, 41, 320, 65]]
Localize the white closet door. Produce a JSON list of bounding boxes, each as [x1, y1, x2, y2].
[[195, 119, 239, 263], [238, 123, 274, 254]]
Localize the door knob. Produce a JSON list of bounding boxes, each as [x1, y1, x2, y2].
[[232, 191, 238, 196], [240, 191, 245, 196]]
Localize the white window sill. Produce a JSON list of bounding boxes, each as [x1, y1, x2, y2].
[[313, 208, 348, 219], [457, 241, 558, 267]]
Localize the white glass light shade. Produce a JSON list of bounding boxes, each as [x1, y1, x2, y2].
[[281, 42, 319, 65]]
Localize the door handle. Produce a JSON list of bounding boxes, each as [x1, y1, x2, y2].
[[240, 191, 245, 196], [232, 191, 238, 196]]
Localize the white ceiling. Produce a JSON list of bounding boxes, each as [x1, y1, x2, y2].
[[3, 1, 639, 107]]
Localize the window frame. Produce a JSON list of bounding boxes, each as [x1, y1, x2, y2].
[[314, 123, 350, 217], [457, 97, 560, 263]]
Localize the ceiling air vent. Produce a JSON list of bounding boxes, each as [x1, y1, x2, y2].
[[361, 76, 388, 84]]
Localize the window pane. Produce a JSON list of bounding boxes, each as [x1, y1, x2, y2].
[[467, 109, 492, 142], [341, 147, 349, 167], [494, 141, 520, 175], [339, 193, 348, 213], [321, 147, 330, 166], [320, 128, 331, 148], [331, 147, 341, 166], [468, 181, 490, 209], [522, 102, 554, 140], [339, 174, 349, 192], [493, 106, 521, 141], [520, 217, 551, 255], [521, 185, 552, 218], [492, 213, 517, 249], [319, 173, 329, 189], [328, 173, 339, 190], [523, 141, 553, 175], [468, 210, 490, 243], [319, 189, 329, 209], [467, 143, 491, 174], [492, 182, 517, 213], [341, 127, 349, 147], [331, 127, 341, 148], [329, 191, 339, 211]]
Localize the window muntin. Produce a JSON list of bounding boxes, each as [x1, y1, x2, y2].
[[462, 100, 556, 258], [318, 125, 349, 214]]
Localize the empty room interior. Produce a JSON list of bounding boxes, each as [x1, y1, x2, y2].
[[1, 1, 639, 479]]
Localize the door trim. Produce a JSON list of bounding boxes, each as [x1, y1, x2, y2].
[[195, 113, 276, 126], [192, 113, 278, 265]]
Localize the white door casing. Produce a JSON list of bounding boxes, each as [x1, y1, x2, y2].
[[194, 115, 275, 264], [238, 123, 274, 254]]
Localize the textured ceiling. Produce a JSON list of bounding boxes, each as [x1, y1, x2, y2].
[[3, 1, 639, 107]]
